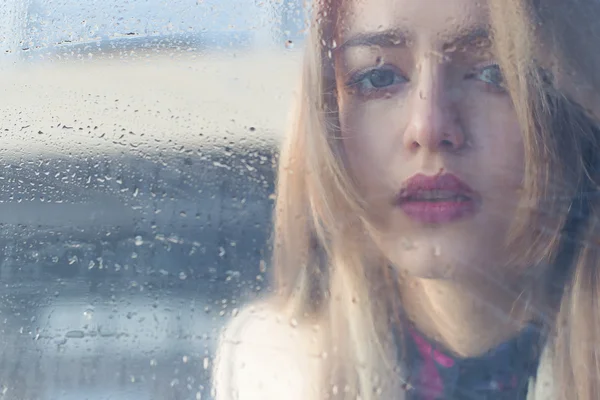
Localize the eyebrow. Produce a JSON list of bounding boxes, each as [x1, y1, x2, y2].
[[338, 29, 410, 51], [338, 26, 491, 52], [443, 27, 491, 51]]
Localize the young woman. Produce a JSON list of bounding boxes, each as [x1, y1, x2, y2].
[[213, 0, 600, 399]]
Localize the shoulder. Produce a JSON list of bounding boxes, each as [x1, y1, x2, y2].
[[212, 302, 324, 400]]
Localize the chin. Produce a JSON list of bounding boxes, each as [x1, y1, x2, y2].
[[386, 247, 452, 279], [383, 237, 483, 280], [395, 260, 455, 280]]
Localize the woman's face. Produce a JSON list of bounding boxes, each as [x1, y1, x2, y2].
[[335, 0, 526, 280]]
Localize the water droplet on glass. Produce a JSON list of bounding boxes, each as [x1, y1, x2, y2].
[[259, 259, 267, 273], [65, 330, 85, 339], [401, 237, 416, 250], [285, 39, 294, 49], [203, 357, 210, 370], [182, 355, 189, 363], [83, 308, 94, 320], [134, 236, 143, 246]]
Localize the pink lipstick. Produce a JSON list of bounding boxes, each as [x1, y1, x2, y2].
[[394, 173, 477, 224]]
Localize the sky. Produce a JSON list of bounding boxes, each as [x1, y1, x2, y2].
[[0, 0, 308, 56]]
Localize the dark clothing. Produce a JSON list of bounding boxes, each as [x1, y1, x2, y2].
[[403, 325, 543, 400]]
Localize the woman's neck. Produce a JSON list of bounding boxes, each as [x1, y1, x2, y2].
[[398, 274, 538, 358]]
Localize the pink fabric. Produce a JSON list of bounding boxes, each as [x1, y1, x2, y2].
[[409, 329, 455, 400]]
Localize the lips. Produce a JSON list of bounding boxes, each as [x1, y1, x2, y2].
[[394, 173, 477, 223], [403, 190, 471, 202]]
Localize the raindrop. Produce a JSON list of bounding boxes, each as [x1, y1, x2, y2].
[[83, 308, 94, 320], [183, 355, 189, 363], [179, 271, 187, 280], [65, 330, 85, 339], [203, 357, 210, 370], [285, 39, 294, 49], [134, 236, 143, 246], [401, 237, 416, 250]]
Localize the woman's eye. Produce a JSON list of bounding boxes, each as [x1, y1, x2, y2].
[[349, 67, 407, 94], [472, 64, 505, 89]]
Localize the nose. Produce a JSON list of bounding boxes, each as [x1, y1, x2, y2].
[[403, 62, 465, 152]]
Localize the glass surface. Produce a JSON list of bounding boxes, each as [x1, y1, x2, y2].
[[3, 1, 599, 399], [0, 1, 305, 398]]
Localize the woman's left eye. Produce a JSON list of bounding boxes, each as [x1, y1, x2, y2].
[[469, 64, 505, 89]]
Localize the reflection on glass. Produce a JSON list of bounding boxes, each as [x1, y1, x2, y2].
[[214, 0, 600, 399]]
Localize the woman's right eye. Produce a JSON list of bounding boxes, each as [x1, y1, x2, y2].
[[348, 67, 407, 94]]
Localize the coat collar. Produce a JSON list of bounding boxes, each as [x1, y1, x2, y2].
[[527, 342, 555, 400]]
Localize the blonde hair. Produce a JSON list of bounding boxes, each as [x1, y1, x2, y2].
[[271, 0, 600, 399]]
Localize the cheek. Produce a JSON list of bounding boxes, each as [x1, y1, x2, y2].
[[462, 98, 525, 235], [339, 100, 405, 195], [463, 95, 525, 185], [482, 110, 524, 186]]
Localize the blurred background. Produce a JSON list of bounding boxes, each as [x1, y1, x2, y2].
[[0, 1, 307, 398]]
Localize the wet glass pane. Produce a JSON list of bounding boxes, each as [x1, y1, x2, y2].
[[6, 0, 600, 399], [0, 1, 305, 398]]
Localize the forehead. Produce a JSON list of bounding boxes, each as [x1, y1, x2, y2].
[[337, 0, 490, 48]]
